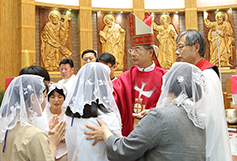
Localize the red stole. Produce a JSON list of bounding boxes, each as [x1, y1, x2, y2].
[[196, 59, 215, 71], [196, 59, 219, 76]]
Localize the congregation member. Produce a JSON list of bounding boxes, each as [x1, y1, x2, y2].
[[58, 58, 76, 108], [44, 83, 69, 161], [112, 12, 166, 136], [65, 62, 122, 161], [81, 49, 97, 65], [96, 52, 117, 81], [176, 29, 232, 161], [85, 62, 207, 161], [0, 75, 66, 160]]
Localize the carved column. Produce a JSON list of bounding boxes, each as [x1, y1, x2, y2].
[[78, 0, 93, 67], [133, 0, 145, 20], [185, 0, 198, 30], [18, 0, 36, 68]]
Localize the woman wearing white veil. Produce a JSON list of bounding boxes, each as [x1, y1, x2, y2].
[[65, 62, 122, 161], [0, 75, 66, 160], [85, 62, 207, 161]]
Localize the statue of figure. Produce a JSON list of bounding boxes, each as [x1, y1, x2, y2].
[[204, 11, 235, 67], [41, 10, 72, 71], [153, 15, 177, 69], [99, 14, 125, 70]]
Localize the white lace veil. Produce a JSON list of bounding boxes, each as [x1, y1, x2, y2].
[[68, 62, 121, 123], [156, 62, 207, 129], [48, 83, 68, 98], [0, 75, 46, 143]]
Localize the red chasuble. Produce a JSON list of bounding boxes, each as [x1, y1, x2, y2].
[[112, 66, 167, 136], [196, 59, 219, 76]]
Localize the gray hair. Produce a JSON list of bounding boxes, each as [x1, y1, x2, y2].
[[176, 29, 206, 57]]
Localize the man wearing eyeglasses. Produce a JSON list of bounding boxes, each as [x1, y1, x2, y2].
[[81, 49, 97, 65], [176, 29, 232, 161], [112, 13, 167, 136]]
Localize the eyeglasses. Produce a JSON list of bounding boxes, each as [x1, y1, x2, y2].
[[175, 44, 190, 52], [128, 48, 141, 54]]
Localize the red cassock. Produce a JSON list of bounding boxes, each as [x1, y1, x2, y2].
[[112, 66, 167, 136]]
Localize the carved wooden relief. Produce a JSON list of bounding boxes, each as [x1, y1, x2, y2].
[[40, 9, 72, 71], [97, 13, 127, 71], [204, 10, 235, 68], [153, 14, 179, 69]]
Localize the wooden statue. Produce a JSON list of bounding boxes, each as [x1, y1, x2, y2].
[[204, 11, 235, 67], [99, 14, 126, 70], [40, 10, 72, 71], [153, 14, 177, 69]]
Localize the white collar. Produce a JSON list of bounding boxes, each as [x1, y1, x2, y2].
[[137, 61, 155, 72]]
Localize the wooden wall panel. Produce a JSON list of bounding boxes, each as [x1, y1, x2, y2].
[[18, 0, 36, 70], [79, 0, 91, 7], [185, 0, 198, 30], [78, 2, 93, 67], [0, 1, 19, 90], [92, 12, 98, 52], [185, 10, 198, 30], [133, 0, 145, 20]]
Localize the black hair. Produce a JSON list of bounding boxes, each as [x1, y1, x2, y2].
[[59, 58, 74, 68], [65, 99, 110, 118], [96, 52, 116, 66], [82, 49, 97, 59], [166, 65, 202, 102], [19, 66, 50, 81], [43, 81, 48, 94], [143, 45, 155, 57], [47, 87, 66, 101]]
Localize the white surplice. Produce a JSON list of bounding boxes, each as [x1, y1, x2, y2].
[[203, 68, 232, 161], [58, 74, 76, 108]]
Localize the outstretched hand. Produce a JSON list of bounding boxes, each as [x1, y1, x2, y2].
[[84, 119, 112, 146], [48, 115, 59, 130], [48, 120, 66, 146], [47, 120, 66, 157]]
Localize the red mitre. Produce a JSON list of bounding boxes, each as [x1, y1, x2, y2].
[[128, 12, 161, 67], [128, 12, 154, 47]]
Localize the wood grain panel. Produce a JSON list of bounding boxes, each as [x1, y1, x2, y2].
[[18, 0, 36, 69], [78, 0, 93, 68], [0, 0, 19, 90], [185, 10, 198, 29], [132, 0, 144, 20], [185, 0, 198, 30]]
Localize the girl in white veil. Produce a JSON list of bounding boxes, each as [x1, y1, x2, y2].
[[0, 75, 66, 160], [65, 62, 122, 161], [44, 83, 69, 161]]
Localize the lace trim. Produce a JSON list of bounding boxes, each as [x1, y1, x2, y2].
[[181, 98, 205, 129]]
